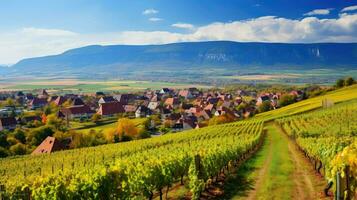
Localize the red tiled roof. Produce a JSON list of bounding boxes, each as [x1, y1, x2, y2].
[[98, 102, 125, 115], [30, 98, 48, 106], [61, 105, 94, 115], [179, 90, 190, 97], [31, 136, 64, 155]]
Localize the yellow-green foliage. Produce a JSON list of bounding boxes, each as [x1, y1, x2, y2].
[[0, 120, 264, 199]]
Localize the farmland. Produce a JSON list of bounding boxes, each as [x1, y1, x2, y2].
[[0, 78, 210, 93]]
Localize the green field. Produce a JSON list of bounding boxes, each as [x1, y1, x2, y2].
[[212, 69, 357, 85], [0, 79, 211, 93], [70, 117, 148, 134]]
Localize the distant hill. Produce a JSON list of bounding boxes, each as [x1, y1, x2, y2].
[[14, 41, 357, 68], [0, 41, 357, 82]]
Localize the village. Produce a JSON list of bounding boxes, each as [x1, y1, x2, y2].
[[0, 85, 307, 157]]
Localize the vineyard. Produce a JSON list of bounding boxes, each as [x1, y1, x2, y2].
[[0, 120, 264, 199], [277, 101, 357, 199], [256, 84, 357, 120]]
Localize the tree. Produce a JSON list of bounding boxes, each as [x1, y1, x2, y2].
[[70, 130, 107, 148], [278, 94, 296, 107], [9, 143, 27, 155], [91, 113, 101, 124], [344, 77, 355, 86], [258, 101, 272, 113], [208, 113, 235, 126], [62, 99, 73, 108], [335, 79, 344, 88], [5, 98, 15, 106], [117, 118, 138, 140], [27, 126, 55, 146], [46, 114, 65, 131], [13, 128, 26, 144], [43, 102, 59, 115], [0, 147, 9, 158], [235, 103, 248, 112], [0, 132, 9, 148], [149, 114, 161, 127], [103, 128, 117, 143]]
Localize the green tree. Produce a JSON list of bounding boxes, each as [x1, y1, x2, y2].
[[9, 143, 27, 155], [0, 132, 9, 148], [46, 114, 65, 131], [43, 102, 59, 115], [13, 128, 26, 144], [5, 98, 15, 106], [258, 101, 272, 113], [0, 147, 9, 158], [235, 103, 248, 112], [344, 77, 355, 86], [278, 94, 296, 107], [335, 79, 344, 88], [28, 126, 55, 146]]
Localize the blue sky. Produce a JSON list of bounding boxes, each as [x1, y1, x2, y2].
[[0, 0, 357, 63]]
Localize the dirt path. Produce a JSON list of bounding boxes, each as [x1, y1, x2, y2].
[[245, 128, 274, 200], [278, 124, 331, 200], [218, 123, 331, 200]]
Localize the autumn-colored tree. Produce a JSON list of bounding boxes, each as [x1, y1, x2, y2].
[[103, 128, 117, 143], [91, 113, 101, 124], [117, 118, 138, 139], [41, 114, 47, 124], [163, 119, 175, 128], [208, 114, 235, 126]]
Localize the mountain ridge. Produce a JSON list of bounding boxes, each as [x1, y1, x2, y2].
[[10, 41, 357, 75]]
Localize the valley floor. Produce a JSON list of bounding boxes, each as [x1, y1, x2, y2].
[[218, 123, 331, 200]]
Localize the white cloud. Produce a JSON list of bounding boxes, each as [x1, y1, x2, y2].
[[22, 27, 78, 37], [1, 13, 357, 63], [148, 17, 163, 22], [303, 8, 332, 16], [172, 23, 195, 30], [142, 9, 158, 15], [341, 5, 357, 12]]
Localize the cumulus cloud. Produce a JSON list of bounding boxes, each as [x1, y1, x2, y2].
[[148, 17, 163, 22], [341, 5, 357, 12], [171, 23, 195, 30], [142, 9, 158, 15], [1, 13, 357, 63], [303, 8, 332, 16]]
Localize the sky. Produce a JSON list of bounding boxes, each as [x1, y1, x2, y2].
[[0, 0, 357, 64]]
